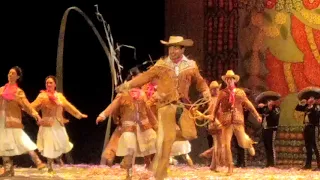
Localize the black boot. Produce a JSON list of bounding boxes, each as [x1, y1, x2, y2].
[[301, 153, 312, 170], [236, 146, 246, 168], [301, 164, 312, 170], [0, 157, 14, 177]]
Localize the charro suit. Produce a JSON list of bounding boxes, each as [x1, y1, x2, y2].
[[124, 55, 210, 180], [257, 105, 280, 167], [212, 87, 261, 166], [295, 103, 320, 169]]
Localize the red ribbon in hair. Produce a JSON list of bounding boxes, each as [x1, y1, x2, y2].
[[2, 83, 18, 101]]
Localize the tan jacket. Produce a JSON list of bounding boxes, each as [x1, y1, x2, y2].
[[100, 90, 157, 133], [212, 88, 261, 126], [31, 92, 83, 127], [0, 86, 38, 128], [128, 56, 210, 107]]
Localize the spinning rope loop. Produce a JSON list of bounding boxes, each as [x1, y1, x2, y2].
[[55, 6, 132, 164]]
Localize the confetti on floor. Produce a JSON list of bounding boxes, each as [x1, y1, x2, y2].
[[2, 164, 320, 180]]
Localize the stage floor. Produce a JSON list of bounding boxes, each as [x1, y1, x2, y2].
[[1, 164, 319, 180]]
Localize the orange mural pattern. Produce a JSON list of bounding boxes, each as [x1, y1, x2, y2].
[[266, 15, 320, 95], [238, 0, 320, 166]]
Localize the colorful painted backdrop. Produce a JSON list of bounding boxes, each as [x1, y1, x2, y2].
[[238, 0, 320, 124], [236, 0, 320, 165], [166, 0, 319, 165]]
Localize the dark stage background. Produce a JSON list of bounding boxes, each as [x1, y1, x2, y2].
[[0, 1, 164, 166]]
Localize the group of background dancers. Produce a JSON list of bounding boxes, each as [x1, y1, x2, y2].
[[0, 36, 319, 180], [103, 36, 320, 179], [0, 66, 88, 177]]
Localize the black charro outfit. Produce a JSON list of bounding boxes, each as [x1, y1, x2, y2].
[[257, 105, 280, 167], [295, 103, 320, 170]]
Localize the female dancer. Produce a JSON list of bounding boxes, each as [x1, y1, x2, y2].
[[96, 72, 157, 180], [31, 75, 87, 173], [0, 66, 44, 177], [101, 69, 157, 169], [169, 139, 194, 166]]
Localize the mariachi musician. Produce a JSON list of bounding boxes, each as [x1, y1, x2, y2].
[[256, 91, 281, 167], [295, 87, 320, 171]]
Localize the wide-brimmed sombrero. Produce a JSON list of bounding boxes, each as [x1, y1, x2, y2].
[[221, 70, 240, 83], [255, 91, 281, 104], [297, 86, 320, 100], [209, 81, 221, 89], [160, 36, 194, 47]]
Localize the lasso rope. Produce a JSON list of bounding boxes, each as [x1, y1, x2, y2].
[[55, 6, 130, 165], [56, 6, 118, 92], [179, 97, 212, 127]]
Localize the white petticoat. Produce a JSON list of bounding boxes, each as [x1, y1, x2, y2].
[[0, 110, 37, 157], [37, 117, 73, 159], [116, 125, 156, 157], [170, 140, 191, 156]]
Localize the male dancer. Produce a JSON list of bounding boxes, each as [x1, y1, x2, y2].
[[211, 70, 262, 175], [295, 87, 320, 171], [256, 91, 281, 167], [116, 36, 210, 180], [199, 80, 225, 171]]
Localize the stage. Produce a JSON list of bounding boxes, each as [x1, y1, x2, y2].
[[2, 164, 319, 180]]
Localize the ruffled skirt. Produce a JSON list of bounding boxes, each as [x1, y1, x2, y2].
[[37, 118, 73, 159], [116, 125, 156, 157], [0, 110, 37, 156], [170, 141, 191, 156]]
